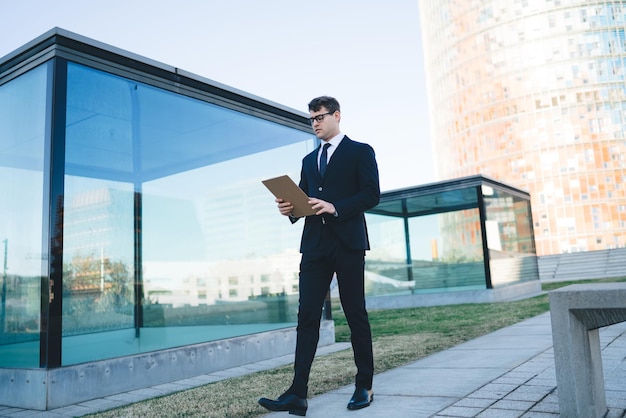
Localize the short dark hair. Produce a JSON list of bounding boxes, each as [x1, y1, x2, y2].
[[308, 96, 340, 114]]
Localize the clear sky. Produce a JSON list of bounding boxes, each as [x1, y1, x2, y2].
[[0, 0, 433, 192]]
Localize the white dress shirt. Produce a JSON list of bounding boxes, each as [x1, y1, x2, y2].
[[318, 133, 344, 170]]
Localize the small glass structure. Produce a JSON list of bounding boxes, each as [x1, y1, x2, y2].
[[0, 28, 320, 409], [365, 175, 539, 303]]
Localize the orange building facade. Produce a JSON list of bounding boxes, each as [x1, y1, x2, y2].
[[419, 0, 626, 255]]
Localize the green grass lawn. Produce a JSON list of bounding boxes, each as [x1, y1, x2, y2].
[[86, 277, 625, 418]]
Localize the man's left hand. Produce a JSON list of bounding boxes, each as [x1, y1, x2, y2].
[[308, 198, 336, 216]]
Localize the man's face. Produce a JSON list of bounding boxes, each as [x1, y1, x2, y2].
[[309, 106, 340, 141]]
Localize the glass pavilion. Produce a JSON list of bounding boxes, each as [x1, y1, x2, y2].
[[364, 175, 540, 308], [0, 28, 320, 409]]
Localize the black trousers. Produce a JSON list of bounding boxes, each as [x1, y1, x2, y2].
[[290, 227, 374, 398]]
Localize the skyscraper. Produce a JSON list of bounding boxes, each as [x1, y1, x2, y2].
[[419, 0, 626, 255]]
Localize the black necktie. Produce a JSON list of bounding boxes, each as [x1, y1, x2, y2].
[[319, 143, 331, 177]]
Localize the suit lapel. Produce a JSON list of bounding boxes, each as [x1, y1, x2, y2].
[[307, 136, 350, 181], [323, 136, 349, 177]]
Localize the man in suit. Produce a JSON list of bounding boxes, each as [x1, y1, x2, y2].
[[259, 96, 380, 416]]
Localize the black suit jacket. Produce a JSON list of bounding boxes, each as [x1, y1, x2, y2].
[[296, 136, 380, 253]]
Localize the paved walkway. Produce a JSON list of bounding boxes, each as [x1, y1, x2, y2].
[[1, 312, 625, 417], [264, 313, 626, 418]]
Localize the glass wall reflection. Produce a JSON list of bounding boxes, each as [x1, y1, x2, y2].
[[0, 63, 48, 367], [483, 186, 538, 287], [366, 209, 485, 296], [60, 63, 314, 365], [365, 178, 538, 297], [0, 56, 315, 368]]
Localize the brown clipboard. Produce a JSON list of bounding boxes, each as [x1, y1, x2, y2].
[[262, 175, 317, 217]]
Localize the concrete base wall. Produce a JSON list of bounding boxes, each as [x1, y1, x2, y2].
[[0, 321, 335, 411], [365, 280, 541, 310]]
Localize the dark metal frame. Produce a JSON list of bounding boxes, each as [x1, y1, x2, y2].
[[40, 57, 68, 368], [476, 186, 493, 289]]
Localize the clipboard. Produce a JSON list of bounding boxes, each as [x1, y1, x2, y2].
[[262, 175, 317, 217]]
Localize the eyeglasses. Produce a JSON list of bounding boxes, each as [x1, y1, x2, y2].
[[308, 111, 334, 124]]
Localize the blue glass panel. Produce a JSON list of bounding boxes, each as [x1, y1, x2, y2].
[[417, 208, 486, 292], [483, 187, 538, 287], [65, 64, 307, 182], [62, 62, 314, 365], [363, 213, 410, 295], [366, 188, 486, 296], [0, 63, 49, 367]]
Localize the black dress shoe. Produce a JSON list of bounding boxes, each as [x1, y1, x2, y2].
[[347, 387, 373, 410], [258, 392, 308, 416]]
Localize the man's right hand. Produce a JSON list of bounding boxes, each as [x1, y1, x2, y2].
[[276, 198, 294, 216]]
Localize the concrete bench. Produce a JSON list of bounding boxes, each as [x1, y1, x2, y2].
[[549, 283, 626, 418]]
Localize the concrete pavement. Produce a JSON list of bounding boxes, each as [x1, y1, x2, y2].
[[263, 312, 626, 418], [1, 312, 625, 417]]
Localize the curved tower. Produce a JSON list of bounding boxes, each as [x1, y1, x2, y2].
[[419, 1, 626, 255]]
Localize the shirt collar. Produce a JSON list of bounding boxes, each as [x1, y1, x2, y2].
[[322, 132, 344, 149]]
